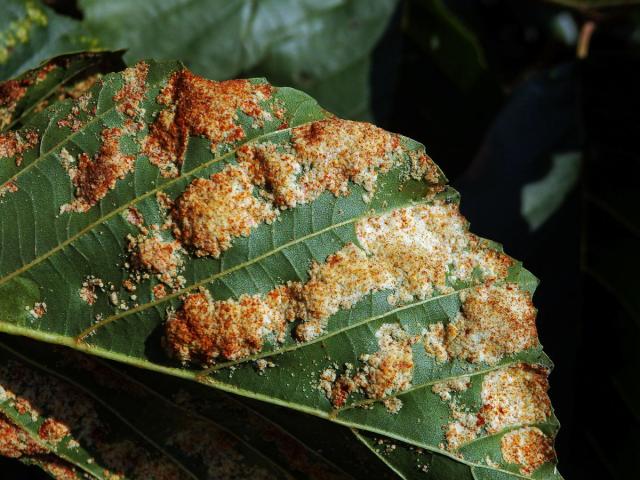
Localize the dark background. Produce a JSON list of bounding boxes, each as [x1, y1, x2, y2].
[[370, 2, 639, 479], [3, 1, 639, 478]]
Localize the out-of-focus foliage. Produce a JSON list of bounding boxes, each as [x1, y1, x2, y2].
[[77, 0, 397, 119], [1, 0, 398, 120], [0, 0, 96, 80]]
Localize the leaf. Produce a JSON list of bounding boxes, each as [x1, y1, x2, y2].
[[520, 151, 582, 232], [0, 335, 336, 479], [1, 50, 125, 132], [355, 427, 565, 480], [77, 0, 397, 119], [404, 0, 488, 92], [0, 57, 560, 477], [0, 0, 98, 81]]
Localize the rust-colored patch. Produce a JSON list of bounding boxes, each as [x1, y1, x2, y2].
[[78, 287, 97, 305], [79, 276, 103, 306], [357, 202, 513, 304], [0, 415, 48, 458], [0, 361, 102, 450], [29, 302, 47, 319], [143, 70, 275, 177], [354, 324, 414, 399], [128, 233, 183, 287], [0, 80, 28, 129], [437, 364, 552, 452], [424, 283, 538, 364], [1, 359, 188, 478], [480, 364, 551, 434], [40, 459, 80, 480], [165, 200, 518, 364], [166, 117, 442, 260], [171, 166, 277, 257], [122, 279, 136, 292], [153, 284, 167, 299], [432, 376, 471, 402], [60, 127, 134, 213], [235, 118, 429, 208], [295, 243, 394, 342], [501, 427, 555, 475], [38, 418, 70, 444], [165, 284, 302, 364], [0, 60, 60, 129], [291, 119, 399, 197], [0, 130, 39, 165], [320, 324, 415, 408], [124, 206, 147, 234], [113, 61, 149, 119], [0, 180, 18, 198]]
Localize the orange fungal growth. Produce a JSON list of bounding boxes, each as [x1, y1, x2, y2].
[[60, 127, 134, 213], [501, 427, 555, 475], [437, 364, 551, 452], [128, 233, 184, 287], [165, 285, 303, 364], [0, 130, 39, 165], [424, 283, 538, 364], [38, 418, 70, 444], [165, 200, 519, 364], [172, 165, 277, 257], [295, 244, 395, 342], [0, 80, 29, 129], [0, 180, 18, 198], [143, 70, 275, 177], [320, 323, 415, 409], [114, 61, 149, 119], [0, 416, 48, 458], [480, 364, 551, 434]]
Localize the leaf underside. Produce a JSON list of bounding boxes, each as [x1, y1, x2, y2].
[[0, 334, 356, 480], [0, 56, 561, 479]]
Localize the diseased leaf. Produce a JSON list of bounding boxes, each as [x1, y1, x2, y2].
[[0, 50, 124, 132], [0, 335, 339, 479], [0, 340, 198, 479], [0, 55, 560, 477], [543, 0, 640, 8], [77, 0, 397, 119]]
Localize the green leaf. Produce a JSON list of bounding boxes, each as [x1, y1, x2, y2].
[[0, 57, 560, 477], [355, 430, 564, 480], [521, 151, 582, 232], [404, 0, 488, 92], [77, 0, 397, 119], [1, 50, 125, 132], [1, 335, 344, 479], [0, 0, 98, 81]]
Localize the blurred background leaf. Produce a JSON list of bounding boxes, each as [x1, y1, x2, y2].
[[77, 0, 398, 119], [0, 0, 96, 80]]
